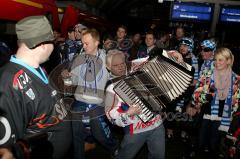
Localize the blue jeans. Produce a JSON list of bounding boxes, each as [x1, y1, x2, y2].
[[71, 100, 118, 159], [199, 119, 221, 153], [117, 124, 165, 159]]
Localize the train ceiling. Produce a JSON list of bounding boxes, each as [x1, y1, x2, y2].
[[56, 0, 240, 20]]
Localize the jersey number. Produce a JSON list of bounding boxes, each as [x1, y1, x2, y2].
[[0, 116, 11, 145]]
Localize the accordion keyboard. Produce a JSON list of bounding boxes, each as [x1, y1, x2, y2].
[[114, 80, 154, 123], [113, 50, 194, 122]]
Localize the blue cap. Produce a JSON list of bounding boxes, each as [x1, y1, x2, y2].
[[179, 37, 194, 52], [201, 40, 216, 51]]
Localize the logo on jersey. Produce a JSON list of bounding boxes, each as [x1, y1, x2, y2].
[[55, 99, 68, 120], [51, 90, 57, 97], [13, 70, 35, 100], [26, 88, 35, 100]]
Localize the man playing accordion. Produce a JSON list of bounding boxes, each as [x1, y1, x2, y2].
[[104, 49, 184, 159]]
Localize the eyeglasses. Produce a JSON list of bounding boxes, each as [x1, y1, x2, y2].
[[201, 47, 214, 52]]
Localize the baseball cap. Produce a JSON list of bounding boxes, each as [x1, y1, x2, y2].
[[16, 16, 54, 49], [201, 40, 216, 51], [179, 37, 194, 52]]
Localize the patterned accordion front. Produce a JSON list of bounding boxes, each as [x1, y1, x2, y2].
[[113, 50, 194, 122]]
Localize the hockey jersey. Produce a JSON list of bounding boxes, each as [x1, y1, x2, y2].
[[0, 56, 71, 158]]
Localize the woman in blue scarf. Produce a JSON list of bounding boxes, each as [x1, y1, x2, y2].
[[192, 47, 240, 158]]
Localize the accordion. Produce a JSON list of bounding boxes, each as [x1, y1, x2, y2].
[[113, 50, 194, 122]]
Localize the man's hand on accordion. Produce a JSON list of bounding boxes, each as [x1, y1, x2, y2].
[[126, 104, 142, 116], [167, 50, 184, 63]]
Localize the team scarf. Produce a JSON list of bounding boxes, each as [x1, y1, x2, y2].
[[207, 71, 239, 132], [211, 70, 233, 131]]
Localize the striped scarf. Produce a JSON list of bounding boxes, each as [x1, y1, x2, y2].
[[202, 71, 239, 132], [193, 65, 240, 132], [210, 71, 233, 131]]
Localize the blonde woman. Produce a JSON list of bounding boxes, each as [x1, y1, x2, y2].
[[193, 48, 240, 158]]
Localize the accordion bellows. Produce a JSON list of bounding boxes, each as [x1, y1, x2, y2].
[[113, 50, 194, 122]]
